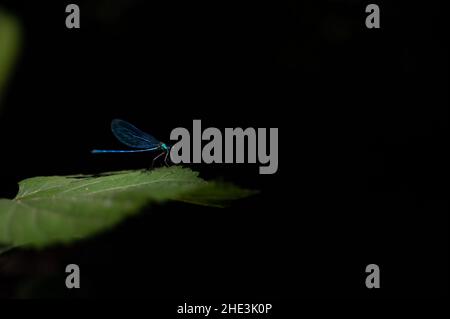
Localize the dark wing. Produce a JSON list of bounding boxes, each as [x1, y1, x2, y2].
[[111, 119, 161, 149]]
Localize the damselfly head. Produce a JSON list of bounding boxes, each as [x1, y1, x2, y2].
[[161, 143, 170, 151]]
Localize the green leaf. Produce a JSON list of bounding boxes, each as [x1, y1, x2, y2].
[[0, 8, 22, 105], [0, 244, 14, 255], [0, 167, 254, 248]]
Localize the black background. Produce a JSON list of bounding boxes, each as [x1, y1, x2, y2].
[[0, 0, 448, 299]]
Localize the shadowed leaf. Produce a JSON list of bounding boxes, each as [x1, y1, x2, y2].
[[0, 9, 21, 105], [0, 167, 254, 248]]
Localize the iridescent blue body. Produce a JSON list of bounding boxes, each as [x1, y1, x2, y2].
[[92, 119, 170, 165]]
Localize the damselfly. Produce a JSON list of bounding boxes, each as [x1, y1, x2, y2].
[[92, 119, 171, 166]]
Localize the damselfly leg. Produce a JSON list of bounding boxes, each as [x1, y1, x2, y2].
[[150, 151, 166, 170], [164, 151, 170, 167]]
